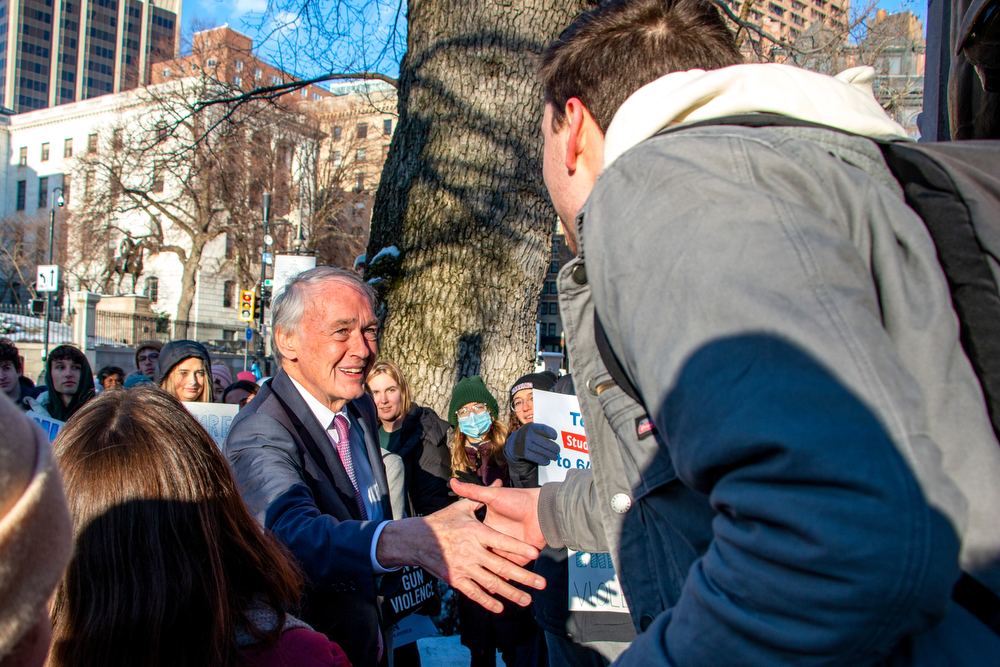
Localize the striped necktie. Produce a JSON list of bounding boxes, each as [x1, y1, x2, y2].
[[331, 414, 368, 520]]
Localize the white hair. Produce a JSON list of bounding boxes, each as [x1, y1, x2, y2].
[[270, 266, 377, 370]]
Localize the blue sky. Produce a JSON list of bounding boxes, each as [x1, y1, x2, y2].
[[180, 0, 930, 82]]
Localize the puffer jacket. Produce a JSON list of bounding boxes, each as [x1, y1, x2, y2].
[[388, 404, 453, 516]]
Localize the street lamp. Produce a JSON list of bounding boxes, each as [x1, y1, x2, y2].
[[258, 193, 271, 375], [43, 187, 65, 361]]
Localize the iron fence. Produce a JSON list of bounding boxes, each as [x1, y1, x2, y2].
[[0, 303, 70, 343], [94, 310, 246, 351]]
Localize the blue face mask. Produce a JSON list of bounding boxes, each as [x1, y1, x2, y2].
[[458, 411, 493, 439]]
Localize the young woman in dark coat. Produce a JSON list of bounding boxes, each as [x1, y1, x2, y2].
[[366, 360, 453, 516]]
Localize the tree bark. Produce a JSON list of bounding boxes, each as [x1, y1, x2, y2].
[[368, 0, 588, 416]]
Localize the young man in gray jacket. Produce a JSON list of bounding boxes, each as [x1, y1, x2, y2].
[[455, 0, 1000, 664]]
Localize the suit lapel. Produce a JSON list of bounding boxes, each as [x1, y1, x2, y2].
[[270, 371, 363, 520]]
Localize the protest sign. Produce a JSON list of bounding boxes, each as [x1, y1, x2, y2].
[[383, 565, 439, 626], [183, 402, 239, 447], [28, 411, 65, 442], [533, 389, 630, 614], [391, 613, 437, 647]]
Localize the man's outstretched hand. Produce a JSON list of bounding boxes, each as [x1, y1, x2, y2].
[[450, 479, 546, 551], [375, 497, 545, 614]]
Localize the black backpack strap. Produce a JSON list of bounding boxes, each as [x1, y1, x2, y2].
[[594, 311, 643, 405], [878, 142, 1000, 446], [953, 572, 1000, 636]]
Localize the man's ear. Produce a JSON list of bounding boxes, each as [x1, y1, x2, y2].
[[564, 97, 597, 172], [274, 327, 298, 363]]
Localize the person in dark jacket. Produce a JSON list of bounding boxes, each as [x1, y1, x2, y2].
[[24, 345, 94, 422], [505, 373, 634, 666], [157, 339, 213, 403], [0, 338, 42, 410], [367, 360, 453, 517], [448, 376, 541, 667]]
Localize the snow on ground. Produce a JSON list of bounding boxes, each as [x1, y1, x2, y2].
[[417, 635, 500, 666]]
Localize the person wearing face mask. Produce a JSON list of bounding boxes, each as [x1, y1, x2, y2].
[[24, 345, 95, 422], [447, 375, 542, 667], [157, 340, 214, 403]]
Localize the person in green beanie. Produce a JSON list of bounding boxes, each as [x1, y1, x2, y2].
[[448, 376, 541, 667]]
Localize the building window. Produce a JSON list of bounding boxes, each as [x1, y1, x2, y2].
[[162, 68, 170, 78], [233, 76, 242, 86], [235, 60, 243, 72], [270, 74, 280, 84], [87, 133, 98, 153], [546, 280, 556, 293], [85, 170, 95, 200], [38, 177, 48, 208], [333, 125, 342, 141], [156, 122, 168, 144], [19, 147, 27, 166], [144, 276, 158, 302], [384, 118, 392, 135], [300, 88, 307, 97], [207, 58, 217, 67], [16, 181, 26, 211], [312, 93, 321, 100], [223, 280, 235, 308], [332, 150, 342, 166], [62, 178, 71, 206], [64, 138, 73, 158], [41, 143, 50, 161], [541, 282, 549, 295], [356, 148, 366, 162], [225, 233, 234, 260], [112, 128, 123, 151], [152, 162, 164, 192], [357, 123, 368, 139], [355, 172, 364, 191], [548, 322, 557, 337], [550, 302, 558, 316], [254, 68, 262, 79], [550, 260, 558, 273]]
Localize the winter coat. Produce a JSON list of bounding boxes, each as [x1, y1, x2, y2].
[[538, 64, 1000, 666], [385, 404, 453, 516], [238, 604, 352, 667]]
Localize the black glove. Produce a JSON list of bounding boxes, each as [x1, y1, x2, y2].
[[505, 423, 560, 466]]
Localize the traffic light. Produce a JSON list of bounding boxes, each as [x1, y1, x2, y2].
[[238, 290, 255, 322]]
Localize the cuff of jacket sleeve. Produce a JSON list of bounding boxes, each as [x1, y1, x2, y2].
[[370, 521, 401, 574], [538, 482, 566, 549]]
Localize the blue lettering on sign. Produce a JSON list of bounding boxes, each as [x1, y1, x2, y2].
[[570, 411, 584, 427]]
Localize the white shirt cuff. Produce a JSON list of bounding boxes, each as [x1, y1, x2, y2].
[[370, 520, 401, 574]]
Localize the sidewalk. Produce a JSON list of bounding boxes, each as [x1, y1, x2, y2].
[[417, 635, 499, 666]]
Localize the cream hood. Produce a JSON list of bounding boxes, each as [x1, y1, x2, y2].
[[603, 63, 908, 169]]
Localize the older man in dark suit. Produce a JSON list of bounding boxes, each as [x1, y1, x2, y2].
[[225, 267, 543, 667]]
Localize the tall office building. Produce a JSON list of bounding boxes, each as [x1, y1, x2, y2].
[[0, 0, 179, 113]]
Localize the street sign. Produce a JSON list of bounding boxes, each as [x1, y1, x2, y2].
[[245, 327, 253, 342], [238, 290, 255, 322], [263, 279, 274, 287], [263, 253, 273, 265], [36, 265, 59, 292]]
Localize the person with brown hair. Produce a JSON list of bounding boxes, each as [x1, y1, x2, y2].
[[446, 376, 540, 667], [0, 338, 41, 409], [157, 340, 214, 403], [47, 386, 350, 667], [456, 0, 1000, 665], [24, 345, 94, 422]]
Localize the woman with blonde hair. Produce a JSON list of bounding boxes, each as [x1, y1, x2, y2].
[[48, 386, 350, 667], [446, 375, 539, 667], [366, 360, 452, 517], [157, 340, 214, 403]]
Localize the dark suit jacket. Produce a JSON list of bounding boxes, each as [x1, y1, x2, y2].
[[225, 370, 393, 667]]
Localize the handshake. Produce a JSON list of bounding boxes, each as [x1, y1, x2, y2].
[[505, 423, 560, 466]]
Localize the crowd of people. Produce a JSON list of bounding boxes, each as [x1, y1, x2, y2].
[[3, 1, 1000, 666]]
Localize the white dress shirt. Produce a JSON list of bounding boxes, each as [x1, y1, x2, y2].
[[288, 376, 397, 574]]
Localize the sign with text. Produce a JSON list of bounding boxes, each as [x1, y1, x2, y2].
[[36, 265, 59, 292], [184, 402, 239, 447], [392, 613, 437, 647], [273, 254, 317, 300], [383, 565, 439, 626], [29, 411, 65, 442], [533, 390, 630, 614]]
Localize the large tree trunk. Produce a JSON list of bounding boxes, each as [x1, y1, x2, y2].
[[368, 0, 588, 416], [172, 236, 207, 339]]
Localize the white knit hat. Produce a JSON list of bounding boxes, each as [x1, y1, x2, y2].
[[0, 393, 73, 660]]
